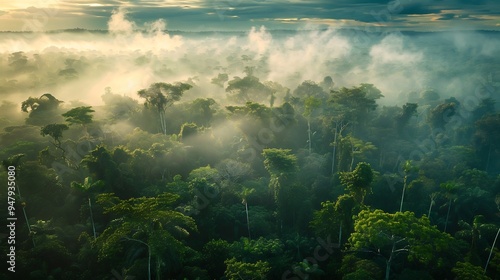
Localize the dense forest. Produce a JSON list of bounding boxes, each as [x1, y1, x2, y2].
[[1, 29, 500, 280]]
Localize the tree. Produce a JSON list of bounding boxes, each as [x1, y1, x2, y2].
[[329, 85, 379, 125], [428, 102, 456, 131], [71, 177, 105, 240], [241, 187, 255, 240], [455, 215, 497, 262], [137, 82, 192, 134], [474, 114, 500, 172], [440, 181, 459, 233], [211, 73, 229, 87], [62, 106, 95, 134], [224, 257, 270, 280], [339, 162, 374, 204], [2, 154, 35, 247], [262, 148, 298, 201], [485, 228, 500, 275], [452, 261, 491, 280], [21, 93, 64, 125], [396, 103, 418, 134], [349, 209, 455, 280], [303, 96, 321, 154], [262, 148, 299, 228], [40, 123, 69, 159], [311, 194, 359, 247], [96, 192, 197, 280], [399, 160, 417, 212], [226, 75, 273, 104]]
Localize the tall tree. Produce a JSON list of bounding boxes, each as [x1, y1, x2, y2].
[[21, 93, 64, 125], [96, 192, 197, 280], [137, 82, 192, 135], [40, 123, 69, 159], [241, 187, 255, 240], [62, 106, 95, 136], [474, 114, 500, 172], [440, 181, 459, 233], [349, 209, 455, 280], [303, 96, 321, 154]]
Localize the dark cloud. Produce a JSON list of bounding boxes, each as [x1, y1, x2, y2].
[[399, 4, 441, 15]]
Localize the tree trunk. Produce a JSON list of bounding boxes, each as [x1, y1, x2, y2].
[[331, 126, 337, 174], [428, 199, 434, 218], [485, 227, 500, 273], [156, 255, 161, 280], [338, 221, 342, 247], [307, 119, 312, 154], [147, 247, 151, 280], [245, 202, 251, 240], [89, 198, 96, 240], [444, 198, 452, 233], [399, 175, 407, 212], [385, 237, 396, 280], [17, 181, 34, 247]]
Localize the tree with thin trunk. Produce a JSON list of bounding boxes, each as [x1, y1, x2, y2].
[[399, 160, 416, 212], [71, 177, 105, 240], [428, 192, 438, 218], [241, 187, 255, 240], [40, 123, 69, 159], [485, 227, 500, 274], [137, 82, 192, 135], [303, 96, 321, 154], [330, 120, 349, 174], [440, 181, 459, 233]]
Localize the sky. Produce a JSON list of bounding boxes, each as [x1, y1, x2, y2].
[[0, 0, 500, 32]]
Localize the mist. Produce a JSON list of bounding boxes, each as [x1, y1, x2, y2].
[[1, 9, 498, 111]]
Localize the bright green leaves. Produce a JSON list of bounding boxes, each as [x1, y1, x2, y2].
[[349, 209, 455, 265]]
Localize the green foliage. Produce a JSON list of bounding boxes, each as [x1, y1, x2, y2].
[[95, 192, 197, 277], [224, 257, 271, 280], [62, 106, 95, 126], [340, 162, 374, 204], [262, 148, 298, 176], [452, 261, 491, 280], [226, 75, 273, 103], [40, 123, 69, 144], [349, 209, 455, 265], [428, 102, 456, 130]]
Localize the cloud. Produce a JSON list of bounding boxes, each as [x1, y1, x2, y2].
[[1, 0, 500, 31], [108, 8, 136, 33]]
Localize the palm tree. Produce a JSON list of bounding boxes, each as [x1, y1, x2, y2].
[[399, 160, 413, 212], [440, 181, 458, 233]]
